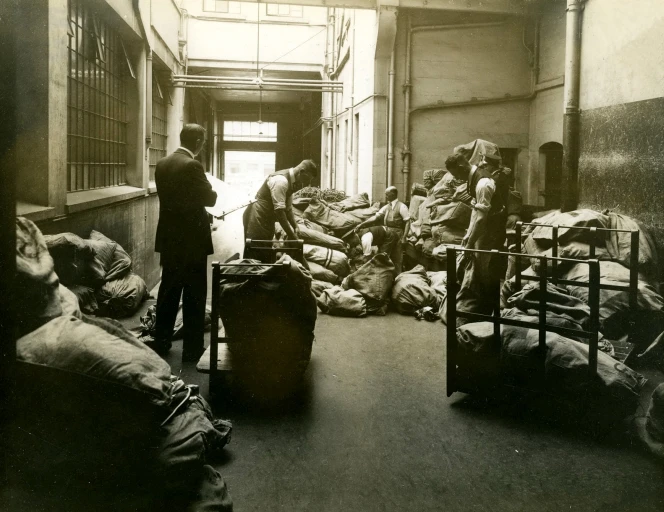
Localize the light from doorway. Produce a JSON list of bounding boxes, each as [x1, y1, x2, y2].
[[224, 151, 276, 199]]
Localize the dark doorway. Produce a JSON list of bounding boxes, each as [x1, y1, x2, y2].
[[540, 142, 563, 209]]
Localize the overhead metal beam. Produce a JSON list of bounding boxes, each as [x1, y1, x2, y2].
[[233, 0, 377, 10], [398, 0, 527, 14], [172, 74, 344, 93], [232, 0, 527, 14]]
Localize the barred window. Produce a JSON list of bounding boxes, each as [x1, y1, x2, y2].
[[150, 76, 168, 182], [67, 0, 129, 192]]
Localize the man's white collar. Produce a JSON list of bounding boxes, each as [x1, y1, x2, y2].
[[178, 146, 195, 159]]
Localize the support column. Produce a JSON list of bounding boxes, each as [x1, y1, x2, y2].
[[561, 0, 585, 212]]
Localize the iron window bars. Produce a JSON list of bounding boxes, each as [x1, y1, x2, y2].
[[149, 75, 168, 183], [67, 0, 130, 192]]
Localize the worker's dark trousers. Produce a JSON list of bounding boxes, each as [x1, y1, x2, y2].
[[454, 213, 507, 326], [155, 256, 207, 354]]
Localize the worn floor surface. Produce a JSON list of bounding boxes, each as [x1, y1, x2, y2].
[[159, 307, 664, 512]]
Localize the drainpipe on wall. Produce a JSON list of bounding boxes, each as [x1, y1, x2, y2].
[[387, 48, 395, 188], [324, 7, 331, 188], [146, 50, 153, 145], [331, 8, 337, 188], [402, 15, 412, 200], [561, 0, 585, 212], [350, 10, 357, 194]]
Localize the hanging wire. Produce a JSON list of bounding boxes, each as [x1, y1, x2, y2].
[[259, 89, 263, 132], [257, 0, 263, 129], [260, 27, 327, 71], [256, 0, 261, 78]]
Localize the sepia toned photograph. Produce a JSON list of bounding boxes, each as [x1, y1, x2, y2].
[[1, 0, 663, 510]]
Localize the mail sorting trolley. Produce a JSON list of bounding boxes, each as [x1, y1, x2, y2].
[[198, 239, 304, 393], [515, 221, 639, 360], [445, 247, 602, 398]]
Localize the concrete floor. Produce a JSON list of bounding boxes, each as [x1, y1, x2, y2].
[[146, 309, 664, 512], [139, 209, 664, 512]]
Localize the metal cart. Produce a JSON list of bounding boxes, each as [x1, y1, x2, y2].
[[196, 239, 304, 394], [445, 247, 602, 398], [515, 221, 639, 359]]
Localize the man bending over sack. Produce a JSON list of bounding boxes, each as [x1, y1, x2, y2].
[[354, 186, 410, 274], [242, 159, 317, 262], [355, 225, 400, 262]]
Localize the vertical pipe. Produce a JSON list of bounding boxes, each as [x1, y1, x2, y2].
[[533, 15, 541, 86], [326, 126, 333, 188], [146, 51, 153, 145], [350, 10, 356, 194], [324, 7, 332, 188], [588, 227, 596, 258], [402, 15, 412, 200], [331, 8, 337, 188], [387, 48, 395, 187], [561, 0, 585, 212]]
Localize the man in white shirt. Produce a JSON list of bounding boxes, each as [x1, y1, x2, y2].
[[242, 159, 317, 261], [444, 151, 509, 323], [444, 152, 508, 251], [354, 186, 410, 274]]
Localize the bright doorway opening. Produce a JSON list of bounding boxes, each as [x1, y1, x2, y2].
[[223, 151, 276, 198]]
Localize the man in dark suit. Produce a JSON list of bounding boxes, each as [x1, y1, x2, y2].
[[154, 124, 218, 361]]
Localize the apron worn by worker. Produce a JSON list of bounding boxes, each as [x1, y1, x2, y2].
[[455, 165, 510, 324], [467, 165, 509, 251], [383, 201, 407, 273], [243, 169, 293, 242], [242, 169, 293, 260]]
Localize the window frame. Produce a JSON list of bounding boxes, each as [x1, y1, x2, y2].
[[266, 4, 303, 18], [149, 73, 169, 183], [203, 0, 242, 14], [67, 0, 130, 192]]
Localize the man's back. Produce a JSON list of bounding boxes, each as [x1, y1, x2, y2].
[[155, 150, 216, 212], [154, 149, 217, 261]]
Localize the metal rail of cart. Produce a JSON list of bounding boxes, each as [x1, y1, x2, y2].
[[196, 239, 304, 394], [446, 247, 602, 398], [515, 221, 639, 359]]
